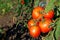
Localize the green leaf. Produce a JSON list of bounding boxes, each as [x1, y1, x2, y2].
[[44, 31, 54, 40], [55, 18, 60, 40], [55, 0, 60, 6], [56, 11, 59, 16], [58, 7, 60, 11], [0, 29, 4, 33], [54, 6, 60, 19], [0, 0, 14, 15], [24, 0, 31, 6], [45, 0, 56, 13], [34, 0, 39, 7]]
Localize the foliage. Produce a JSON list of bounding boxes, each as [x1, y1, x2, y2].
[[0, 0, 60, 40], [55, 18, 60, 40]]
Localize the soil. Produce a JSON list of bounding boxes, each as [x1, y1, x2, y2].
[[0, 12, 17, 31]]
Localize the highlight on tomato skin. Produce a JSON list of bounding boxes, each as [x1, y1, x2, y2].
[[29, 26, 41, 38], [32, 6, 44, 20], [39, 18, 52, 33], [27, 19, 35, 29], [43, 10, 54, 19]]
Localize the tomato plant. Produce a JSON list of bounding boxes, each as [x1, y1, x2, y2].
[[29, 26, 41, 38], [39, 19, 52, 33], [32, 6, 44, 20], [0, 0, 60, 40], [43, 10, 54, 19]]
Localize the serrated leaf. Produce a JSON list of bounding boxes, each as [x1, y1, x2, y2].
[[45, 0, 56, 13], [55, 18, 60, 40]]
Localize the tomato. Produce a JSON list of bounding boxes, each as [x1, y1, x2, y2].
[[39, 19, 52, 33], [32, 6, 44, 20], [27, 19, 35, 29], [44, 10, 54, 19], [21, 0, 24, 5], [29, 26, 41, 38]]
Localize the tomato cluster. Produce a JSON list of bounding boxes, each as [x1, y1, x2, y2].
[[27, 6, 54, 38]]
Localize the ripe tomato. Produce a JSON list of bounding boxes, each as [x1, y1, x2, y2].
[[39, 19, 52, 33], [44, 10, 54, 19], [29, 26, 41, 38], [32, 6, 44, 20], [27, 19, 35, 29], [21, 0, 24, 5]]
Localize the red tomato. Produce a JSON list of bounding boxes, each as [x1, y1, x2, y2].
[[27, 19, 35, 29], [44, 10, 54, 19], [29, 26, 41, 38], [32, 6, 44, 20], [39, 19, 52, 33], [21, 0, 24, 5]]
